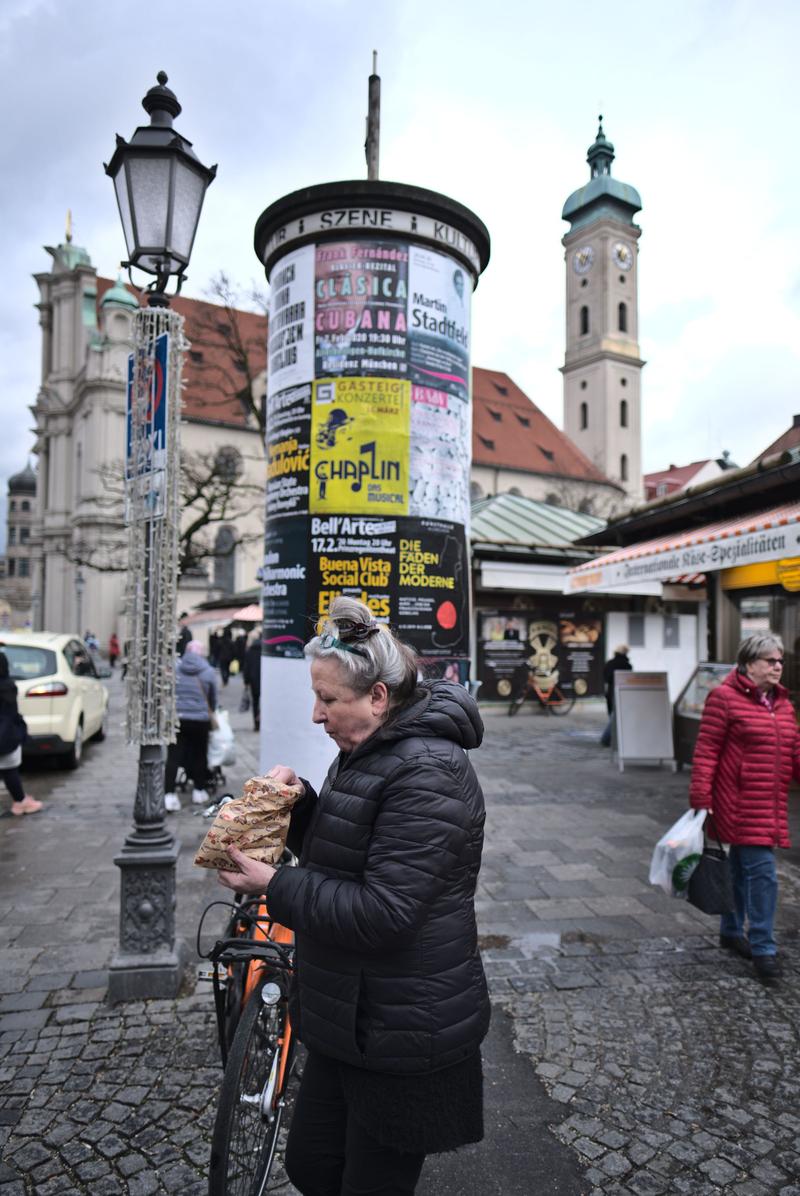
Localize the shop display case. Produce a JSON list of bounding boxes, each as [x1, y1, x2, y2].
[[673, 662, 732, 769]]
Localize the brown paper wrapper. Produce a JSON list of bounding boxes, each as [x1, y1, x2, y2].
[[193, 775, 304, 872]]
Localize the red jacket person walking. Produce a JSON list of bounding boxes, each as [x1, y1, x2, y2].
[[689, 632, 800, 982]]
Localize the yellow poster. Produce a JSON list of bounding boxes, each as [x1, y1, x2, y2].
[[310, 377, 410, 514]]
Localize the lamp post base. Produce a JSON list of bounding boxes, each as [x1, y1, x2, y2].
[[108, 745, 185, 1002]]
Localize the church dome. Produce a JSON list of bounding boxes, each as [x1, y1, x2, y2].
[[562, 117, 642, 230], [8, 462, 36, 494], [100, 276, 139, 310]]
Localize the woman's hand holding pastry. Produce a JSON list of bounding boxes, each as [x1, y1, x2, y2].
[[268, 764, 301, 787], [217, 847, 277, 894]]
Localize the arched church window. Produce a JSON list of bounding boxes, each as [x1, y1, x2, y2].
[[620, 399, 628, 428], [580, 306, 590, 336], [620, 454, 629, 483], [580, 402, 588, 431], [618, 302, 628, 333], [214, 526, 236, 594]]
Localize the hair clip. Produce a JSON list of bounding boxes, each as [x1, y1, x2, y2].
[[319, 633, 369, 658]]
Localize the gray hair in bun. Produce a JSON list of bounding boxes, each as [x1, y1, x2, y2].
[[305, 596, 418, 705]]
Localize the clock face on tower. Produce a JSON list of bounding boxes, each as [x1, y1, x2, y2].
[[612, 242, 633, 271], [572, 246, 594, 274]]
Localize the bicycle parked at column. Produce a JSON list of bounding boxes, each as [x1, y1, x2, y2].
[[507, 667, 575, 716]]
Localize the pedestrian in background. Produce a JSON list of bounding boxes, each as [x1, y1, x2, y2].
[[164, 640, 217, 812], [690, 632, 800, 983], [108, 632, 120, 670], [243, 629, 261, 732], [218, 596, 489, 1196], [217, 629, 234, 686], [0, 652, 41, 816], [600, 643, 632, 746], [176, 612, 191, 658]]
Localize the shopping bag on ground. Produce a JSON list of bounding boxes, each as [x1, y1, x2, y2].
[[208, 708, 236, 769], [649, 809, 706, 897]]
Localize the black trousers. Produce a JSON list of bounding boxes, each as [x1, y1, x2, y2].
[[0, 767, 24, 803], [164, 719, 210, 792], [285, 1051, 426, 1196]]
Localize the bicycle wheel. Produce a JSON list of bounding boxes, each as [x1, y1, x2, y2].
[[546, 687, 575, 716], [508, 693, 526, 716], [209, 974, 293, 1196]]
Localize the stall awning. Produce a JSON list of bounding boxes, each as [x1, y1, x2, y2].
[[567, 500, 800, 592], [232, 604, 263, 622]]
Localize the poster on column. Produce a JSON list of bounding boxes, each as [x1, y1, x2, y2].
[[261, 516, 309, 656], [408, 246, 470, 400], [267, 245, 314, 399], [409, 384, 471, 525], [315, 241, 409, 378], [395, 518, 469, 657], [308, 513, 397, 625], [310, 377, 410, 515], [266, 383, 311, 518]]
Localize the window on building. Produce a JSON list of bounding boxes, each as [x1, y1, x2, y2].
[[9, 500, 15, 512], [21, 500, 30, 512], [477, 435, 495, 451], [515, 413, 531, 427], [7, 559, 15, 576], [8, 528, 15, 546], [20, 527, 29, 543], [579, 306, 590, 336], [620, 399, 628, 428], [620, 454, 629, 482], [618, 302, 628, 333], [663, 616, 680, 649], [488, 409, 502, 422], [656, 482, 669, 497], [620, 377, 628, 387], [538, 446, 555, 461], [18, 559, 29, 578], [628, 613, 645, 646], [214, 527, 236, 594], [580, 402, 588, 430], [492, 382, 508, 396], [580, 379, 588, 390]]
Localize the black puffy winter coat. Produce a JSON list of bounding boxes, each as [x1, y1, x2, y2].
[[265, 680, 490, 1076]]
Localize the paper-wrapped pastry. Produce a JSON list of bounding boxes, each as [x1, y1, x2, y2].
[[194, 775, 304, 872]]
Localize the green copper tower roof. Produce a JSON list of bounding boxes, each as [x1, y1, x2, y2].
[[101, 275, 139, 310], [562, 117, 641, 231]]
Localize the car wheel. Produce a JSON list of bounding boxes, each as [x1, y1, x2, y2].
[[64, 719, 84, 770]]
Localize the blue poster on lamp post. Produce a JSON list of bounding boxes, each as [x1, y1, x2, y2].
[[125, 332, 169, 520]]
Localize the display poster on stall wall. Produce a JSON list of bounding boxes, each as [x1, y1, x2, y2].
[[407, 245, 470, 400], [310, 377, 409, 515], [315, 241, 409, 379], [476, 605, 604, 699], [267, 245, 314, 399], [396, 519, 468, 656], [266, 383, 311, 518], [409, 384, 470, 525]]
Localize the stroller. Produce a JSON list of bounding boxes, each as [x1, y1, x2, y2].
[[175, 709, 236, 796]]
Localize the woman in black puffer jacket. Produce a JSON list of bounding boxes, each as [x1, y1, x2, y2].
[[219, 596, 489, 1196]]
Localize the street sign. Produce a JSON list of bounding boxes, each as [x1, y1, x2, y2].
[[125, 332, 169, 520]]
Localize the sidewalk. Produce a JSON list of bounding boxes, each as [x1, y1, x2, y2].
[[1, 684, 799, 1194]]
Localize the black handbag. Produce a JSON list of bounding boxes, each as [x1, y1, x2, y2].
[[687, 818, 735, 915]]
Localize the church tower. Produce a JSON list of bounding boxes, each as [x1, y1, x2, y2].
[[561, 118, 644, 502]]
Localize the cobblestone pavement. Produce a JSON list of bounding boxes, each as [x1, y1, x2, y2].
[[1, 683, 800, 1194]]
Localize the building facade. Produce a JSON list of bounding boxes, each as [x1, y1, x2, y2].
[[0, 463, 37, 627], [29, 236, 265, 646], [561, 119, 645, 502]]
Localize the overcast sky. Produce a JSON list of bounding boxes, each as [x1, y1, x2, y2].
[[1, 0, 798, 516]]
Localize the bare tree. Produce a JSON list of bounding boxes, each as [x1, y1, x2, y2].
[[543, 478, 628, 521]]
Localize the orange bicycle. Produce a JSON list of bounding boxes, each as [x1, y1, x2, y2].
[[198, 832, 296, 1196], [508, 669, 575, 717]]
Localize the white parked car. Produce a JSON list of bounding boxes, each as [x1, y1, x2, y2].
[[0, 632, 110, 769]]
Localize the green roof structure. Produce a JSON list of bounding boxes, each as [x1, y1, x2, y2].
[[562, 117, 642, 231], [471, 492, 605, 561]]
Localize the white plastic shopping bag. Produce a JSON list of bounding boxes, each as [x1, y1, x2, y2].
[[208, 708, 236, 769], [649, 809, 707, 897]]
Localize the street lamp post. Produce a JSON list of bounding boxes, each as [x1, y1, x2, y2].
[[105, 73, 216, 1002]]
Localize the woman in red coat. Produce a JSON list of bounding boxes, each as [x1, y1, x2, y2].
[[690, 633, 800, 982]]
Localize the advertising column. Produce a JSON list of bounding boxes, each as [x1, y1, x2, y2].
[[255, 182, 490, 784]]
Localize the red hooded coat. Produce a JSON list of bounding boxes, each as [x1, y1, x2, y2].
[[689, 669, 800, 847]]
